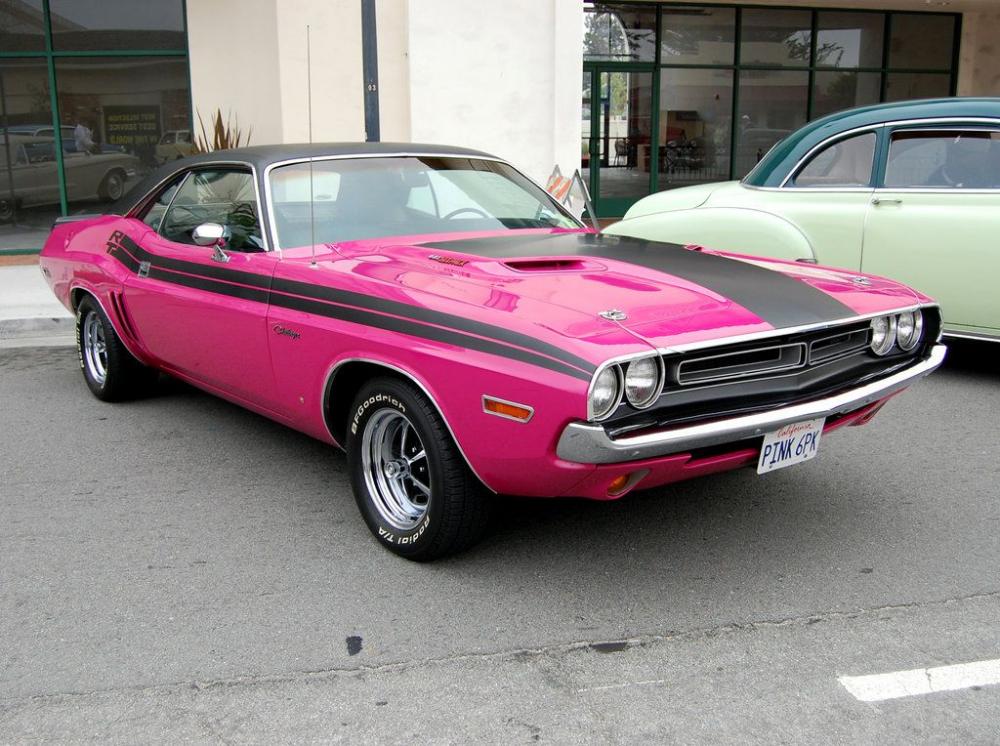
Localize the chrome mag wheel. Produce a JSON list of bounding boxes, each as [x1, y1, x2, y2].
[[82, 311, 108, 386], [361, 408, 431, 530]]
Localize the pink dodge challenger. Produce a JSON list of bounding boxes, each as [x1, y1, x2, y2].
[[40, 144, 945, 559]]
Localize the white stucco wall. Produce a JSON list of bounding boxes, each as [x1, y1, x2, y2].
[[405, 0, 582, 183], [957, 10, 1000, 96], [186, 0, 283, 145]]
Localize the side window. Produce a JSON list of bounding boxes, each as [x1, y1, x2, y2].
[[790, 132, 876, 188], [159, 169, 264, 251], [884, 130, 1000, 189], [139, 175, 184, 231]]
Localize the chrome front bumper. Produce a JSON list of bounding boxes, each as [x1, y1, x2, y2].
[[556, 344, 947, 465]]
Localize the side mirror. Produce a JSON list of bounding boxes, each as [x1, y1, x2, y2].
[[192, 222, 227, 246], [192, 222, 231, 263]]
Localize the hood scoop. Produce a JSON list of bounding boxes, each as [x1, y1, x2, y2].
[[503, 258, 592, 272]]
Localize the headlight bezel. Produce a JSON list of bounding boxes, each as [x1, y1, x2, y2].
[[588, 363, 624, 421], [623, 355, 665, 409], [870, 315, 897, 356], [895, 309, 924, 351]]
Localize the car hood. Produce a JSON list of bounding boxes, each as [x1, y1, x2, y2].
[[326, 229, 925, 362]]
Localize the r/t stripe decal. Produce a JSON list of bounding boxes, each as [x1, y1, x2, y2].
[[105, 231, 594, 381], [421, 233, 857, 329]]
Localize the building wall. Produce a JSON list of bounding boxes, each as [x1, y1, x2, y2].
[[957, 11, 1000, 96], [186, 0, 283, 144], [405, 0, 581, 182]]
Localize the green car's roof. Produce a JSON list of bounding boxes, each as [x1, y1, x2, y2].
[[743, 97, 1000, 188]]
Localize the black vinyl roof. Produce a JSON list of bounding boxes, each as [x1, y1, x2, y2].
[[111, 142, 499, 215]]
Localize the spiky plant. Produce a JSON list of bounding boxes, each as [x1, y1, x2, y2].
[[193, 109, 252, 153]]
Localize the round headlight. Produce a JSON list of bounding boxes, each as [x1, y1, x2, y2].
[[624, 357, 662, 409], [589, 365, 622, 420], [895, 310, 923, 351], [870, 315, 896, 356]]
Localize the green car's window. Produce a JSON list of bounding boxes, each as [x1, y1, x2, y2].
[[790, 132, 876, 188], [159, 169, 265, 251], [884, 130, 1000, 190]]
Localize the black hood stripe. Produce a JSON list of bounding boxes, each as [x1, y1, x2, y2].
[[107, 236, 593, 381], [421, 233, 856, 329]]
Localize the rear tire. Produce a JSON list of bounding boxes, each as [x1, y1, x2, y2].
[[346, 377, 492, 560], [76, 295, 155, 401]]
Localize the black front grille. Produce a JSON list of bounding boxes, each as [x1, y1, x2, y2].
[[603, 309, 940, 437]]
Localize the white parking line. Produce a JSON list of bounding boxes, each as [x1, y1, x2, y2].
[[840, 658, 1000, 702]]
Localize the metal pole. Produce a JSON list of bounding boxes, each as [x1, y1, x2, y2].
[[361, 0, 380, 142]]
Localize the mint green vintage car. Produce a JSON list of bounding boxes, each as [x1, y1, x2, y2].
[[606, 98, 1000, 342]]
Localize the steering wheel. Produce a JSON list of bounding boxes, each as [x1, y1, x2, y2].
[[443, 207, 489, 220]]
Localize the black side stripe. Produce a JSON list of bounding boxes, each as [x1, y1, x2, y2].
[[421, 233, 857, 330], [108, 238, 592, 381], [115, 235, 596, 376]]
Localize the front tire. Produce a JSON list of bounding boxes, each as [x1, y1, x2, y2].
[[76, 295, 155, 401], [346, 377, 491, 560]]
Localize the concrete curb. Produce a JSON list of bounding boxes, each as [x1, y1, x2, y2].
[[0, 316, 75, 341]]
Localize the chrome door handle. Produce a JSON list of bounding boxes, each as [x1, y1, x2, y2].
[[871, 197, 902, 206]]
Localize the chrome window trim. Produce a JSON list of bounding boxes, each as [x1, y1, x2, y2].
[[778, 124, 884, 189], [262, 152, 584, 251], [154, 170, 190, 235], [127, 160, 273, 253], [323, 357, 497, 493]]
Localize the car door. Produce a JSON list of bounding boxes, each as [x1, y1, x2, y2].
[[862, 126, 1000, 337], [122, 166, 282, 408]]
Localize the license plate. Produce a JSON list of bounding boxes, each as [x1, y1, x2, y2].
[[757, 418, 825, 474]]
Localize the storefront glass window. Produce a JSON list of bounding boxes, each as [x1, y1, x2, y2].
[[739, 9, 812, 67], [889, 14, 955, 71], [884, 72, 952, 102], [0, 59, 59, 244], [55, 57, 192, 213], [0, 0, 46, 52], [812, 71, 881, 119], [584, 4, 657, 62], [736, 69, 809, 177], [660, 6, 735, 66], [816, 12, 884, 69], [659, 67, 732, 187], [49, 0, 186, 51]]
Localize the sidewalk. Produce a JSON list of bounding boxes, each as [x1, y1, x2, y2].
[[0, 260, 75, 348]]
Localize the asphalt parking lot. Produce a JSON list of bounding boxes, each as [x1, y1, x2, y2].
[[2, 342, 998, 743]]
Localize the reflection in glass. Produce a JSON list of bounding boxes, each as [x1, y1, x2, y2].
[[888, 14, 955, 71], [55, 57, 192, 213], [812, 71, 881, 118], [49, 0, 186, 51], [0, 59, 61, 249], [0, 0, 45, 52], [581, 70, 592, 173], [791, 132, 876, 188], [736, 70, 808, 178], [816, 12, 884, 68], [583, 4, 656, 62], [660, 5, 735, 66], [739, 9, 812, 66], [884, 72, 951, 102], [596, 71, 652, 201], [659, 68, 732, 187]]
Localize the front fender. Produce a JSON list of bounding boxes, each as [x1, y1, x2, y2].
[[605, 206, 816, 263]]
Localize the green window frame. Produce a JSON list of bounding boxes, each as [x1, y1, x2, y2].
[[0, 0, 192, 251], [584, 2, 961, 213]]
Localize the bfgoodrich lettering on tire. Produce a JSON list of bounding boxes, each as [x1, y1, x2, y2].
[[76, 294, 156, 402], [346, 377, 492, 560]]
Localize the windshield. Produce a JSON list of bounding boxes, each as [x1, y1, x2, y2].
[[268, 156, 581, 248]]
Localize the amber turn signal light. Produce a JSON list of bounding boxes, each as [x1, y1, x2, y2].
[[482, 396, 534, 423], [607, 474, 631, 495]]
